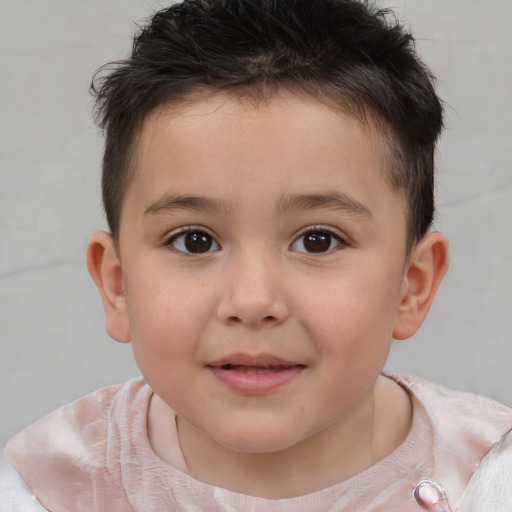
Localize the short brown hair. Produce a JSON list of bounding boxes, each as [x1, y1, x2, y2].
[[91, 0, 443, 246]]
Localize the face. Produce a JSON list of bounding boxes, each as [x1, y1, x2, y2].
[[117, 92, 411, 454]]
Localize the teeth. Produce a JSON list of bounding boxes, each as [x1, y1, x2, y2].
[[226, 365, 284, 373]]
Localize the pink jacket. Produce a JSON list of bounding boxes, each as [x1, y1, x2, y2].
[[3, 375, 512, 511]]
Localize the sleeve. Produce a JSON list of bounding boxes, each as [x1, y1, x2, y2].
[[0, 457, 49, 512]]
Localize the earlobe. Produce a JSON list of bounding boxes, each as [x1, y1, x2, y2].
[[393, 232, 449, 340], [86, 231, 131, 343]]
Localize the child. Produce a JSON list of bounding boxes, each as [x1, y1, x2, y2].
[[2, 0, 511, 510]]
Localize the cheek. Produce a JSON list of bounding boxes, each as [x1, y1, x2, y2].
[[128, 289, 203, 403], [126, 275, 212, 364], [300, 267, 400, 362]]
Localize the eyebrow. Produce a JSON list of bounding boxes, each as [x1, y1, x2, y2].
[[144, 191, 373, 221], [144, 194, 233, 216], [276, 192, 374, 221]]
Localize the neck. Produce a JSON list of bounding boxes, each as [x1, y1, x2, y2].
[[178, 397, 376, 498], [149, 376, 412, 499]]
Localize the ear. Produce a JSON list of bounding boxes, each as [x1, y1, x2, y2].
[[393, 232, 449, 340], [86, 231, 131, 343]]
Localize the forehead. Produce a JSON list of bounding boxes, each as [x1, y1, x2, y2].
[[124, 91, 403, 220]]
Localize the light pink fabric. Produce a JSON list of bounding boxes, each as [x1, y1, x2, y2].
[[5, 375, 512, 512]]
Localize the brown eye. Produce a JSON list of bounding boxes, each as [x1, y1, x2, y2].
[[303, 232, 331, 252], [291, 230, 342, 253], [169, 230, 219, 254], [184, 232, 213, 253]]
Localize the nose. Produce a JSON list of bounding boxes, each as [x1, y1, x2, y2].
[[216, 248, 289, 327]]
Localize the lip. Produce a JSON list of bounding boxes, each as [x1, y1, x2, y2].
[[207, 354, 306, 395]]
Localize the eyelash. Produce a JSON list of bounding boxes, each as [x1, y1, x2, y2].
[[164, 225, 347, 255]]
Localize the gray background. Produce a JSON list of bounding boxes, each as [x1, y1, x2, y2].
[[1, 0, 511, 450]]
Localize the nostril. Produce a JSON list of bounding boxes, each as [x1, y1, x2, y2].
[[217, 292, 289, 326]]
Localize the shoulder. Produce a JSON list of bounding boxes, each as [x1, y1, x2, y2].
[[5, 377, 148, 466], [390, 374, 512, 507], [392, 374, 512, 436], [4, 377, 150, 512]]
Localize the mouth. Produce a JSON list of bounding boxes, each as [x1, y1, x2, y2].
[[207, 355, 306, 395], [216, 363, 300, 374]]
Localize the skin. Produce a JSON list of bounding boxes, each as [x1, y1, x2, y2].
[[87, 91, 449, 499]]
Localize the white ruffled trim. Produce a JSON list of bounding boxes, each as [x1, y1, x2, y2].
[[0, 457, 48, 512]]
